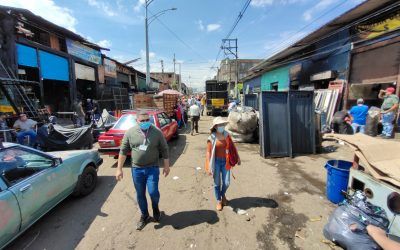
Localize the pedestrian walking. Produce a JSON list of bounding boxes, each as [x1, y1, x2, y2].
[[349, 98, 368, 134], [379, 87, 399, 138], [174, 104, 183, 128], [204, 117, 240, 211], [189, 102, 200, 135], [200, 95, 206, 116], [115, 111, 170, 230], [73, 100, 85, 127]]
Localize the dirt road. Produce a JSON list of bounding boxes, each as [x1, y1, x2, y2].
[[7, 115, 352, 250]]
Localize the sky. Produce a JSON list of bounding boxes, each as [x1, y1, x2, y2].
[[0, 0, 365, 90]]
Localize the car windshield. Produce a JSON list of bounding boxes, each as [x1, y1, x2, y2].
[[0, 147, 53, 172], [113, 114, 154, 130]]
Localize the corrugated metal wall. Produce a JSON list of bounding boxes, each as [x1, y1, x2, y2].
[[260, 91, 315, 158], [244, 94, 259, 110]]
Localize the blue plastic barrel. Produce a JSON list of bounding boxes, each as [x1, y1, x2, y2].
[[325, 160, 352, 204]]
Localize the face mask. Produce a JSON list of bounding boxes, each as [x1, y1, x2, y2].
[[139, 121, 151, 130], [217, 126, 225, 133]]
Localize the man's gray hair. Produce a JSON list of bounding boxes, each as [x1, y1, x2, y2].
[[357, 98, 364, 104], [138, 110, 149, 116]]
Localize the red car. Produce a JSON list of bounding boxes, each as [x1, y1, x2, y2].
[[98, 109, 178, 156]]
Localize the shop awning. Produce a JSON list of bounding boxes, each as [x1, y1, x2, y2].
[[75, 63, 95, 81], [39, 50, 69, 81], [17, 43, 37, 67]]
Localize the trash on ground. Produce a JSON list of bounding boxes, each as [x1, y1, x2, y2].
[[323, 191, 389, 250], [295, 229, 305, 240], [310, 216, 322, 222], [235, 208, 247, 215], [196, 167, 201, 170], [172, 176, 179, 180]]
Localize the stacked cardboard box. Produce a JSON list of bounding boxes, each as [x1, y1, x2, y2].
[[133, 93, 155, 109]]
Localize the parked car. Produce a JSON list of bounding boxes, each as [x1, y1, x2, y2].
[[0, 142, 103, 248], [98, 109, 179, 156]]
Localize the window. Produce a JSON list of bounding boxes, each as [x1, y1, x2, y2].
[[161, 113, 172, 123], [0, 147, 53, 185], [157, 113, 168, 127], [113, 114, 154, 130], [271, 82, 278, 91], [113, 114, 137, 130]]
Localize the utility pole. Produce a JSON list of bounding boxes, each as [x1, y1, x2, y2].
[[160, 60, 164, 73], [221, 38, 238, 98], [178, 63, 181, 92], [173, 53, 176, 89], [145, 0, 150, 87]]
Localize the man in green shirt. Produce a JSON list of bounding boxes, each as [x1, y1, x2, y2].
[[115, 111, 170, 230], [379, 87, 399, 138]]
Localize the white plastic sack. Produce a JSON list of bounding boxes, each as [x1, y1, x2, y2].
[[226, 107, 258, 134], [226, 128, 254, 143]]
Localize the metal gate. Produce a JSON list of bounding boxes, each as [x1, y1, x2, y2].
[[244, 94, 258, 110], [260, 91, 315, 158]]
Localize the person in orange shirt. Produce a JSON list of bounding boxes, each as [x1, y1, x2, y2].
[[205, 117, 240, 211]]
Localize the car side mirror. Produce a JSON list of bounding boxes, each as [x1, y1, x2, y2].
[[52, 157, 63, 167]]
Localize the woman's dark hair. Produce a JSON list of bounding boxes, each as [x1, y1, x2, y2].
[[210, 126, 217, 134]]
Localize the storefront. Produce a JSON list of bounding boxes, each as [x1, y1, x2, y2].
[[75, 62, 96, 101], [39, 50, 70, 112], [348, 36, 400, 108]]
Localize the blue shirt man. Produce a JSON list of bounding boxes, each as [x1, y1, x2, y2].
[[349, 98, 368, 134]]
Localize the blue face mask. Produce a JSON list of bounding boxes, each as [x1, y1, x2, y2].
[[217, 126, 225, 133], [139, 121, 151, 130]]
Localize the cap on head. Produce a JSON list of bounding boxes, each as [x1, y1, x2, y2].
[[19, 113, 26, 117], [357, 98, 364, 104], [386, 87, 395, 94]]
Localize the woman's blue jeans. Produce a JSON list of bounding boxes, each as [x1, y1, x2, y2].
[[213, 158, 230, 201]]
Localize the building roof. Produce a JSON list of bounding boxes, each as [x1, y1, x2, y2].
[[248, 0, 399, 77], [0, 5, 105, 50]]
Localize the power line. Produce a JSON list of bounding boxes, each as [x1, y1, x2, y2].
[[211, 0, 253, 69], [149, 9, 207, 61], [260, 0, 348, 59]]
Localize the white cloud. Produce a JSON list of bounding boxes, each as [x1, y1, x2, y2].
[[250, 0, 274, 7], [207, 24, 221, 32], [134, 0, 146, 12], [251, 0, 305, 7], [140, 49, 156, 59], [86, 0, 117, 17], [302, 0, 335, 21], [0, 0, 77, 31], [197, 20, 205, 31], [97, 39, 112, 48]]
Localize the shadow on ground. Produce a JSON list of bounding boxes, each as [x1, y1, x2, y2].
[[6, 176, 117, 250], [154, 210, 219, 230], [228, 197, 279, 211]]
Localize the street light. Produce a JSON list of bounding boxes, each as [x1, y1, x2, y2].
[[145, 0, 177, 87]]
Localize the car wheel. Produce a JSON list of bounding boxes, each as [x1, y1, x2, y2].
[[73, 165, 97, 197]]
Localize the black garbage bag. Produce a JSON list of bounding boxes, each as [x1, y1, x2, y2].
[[37, 124, 93, 151], [365, 106, 380, 137], [323, 191, 389, 250]]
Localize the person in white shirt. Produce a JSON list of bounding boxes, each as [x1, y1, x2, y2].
[[189, 103, 201, 135]]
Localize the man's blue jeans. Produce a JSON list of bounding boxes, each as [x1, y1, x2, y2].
[[382, 111, 395, 137], [213, 158, 230, 201], [351, 123, 365, 134], [131, 167, 160, 217], [17, 130, 37, 146]]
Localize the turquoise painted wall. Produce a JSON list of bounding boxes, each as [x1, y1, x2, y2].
[[261, 65, 290, 91]]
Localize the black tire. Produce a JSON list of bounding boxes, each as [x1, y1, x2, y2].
[[73, 165, 97, 197]]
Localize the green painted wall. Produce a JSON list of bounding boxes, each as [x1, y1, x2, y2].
[[261, 66, 290, 91]]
